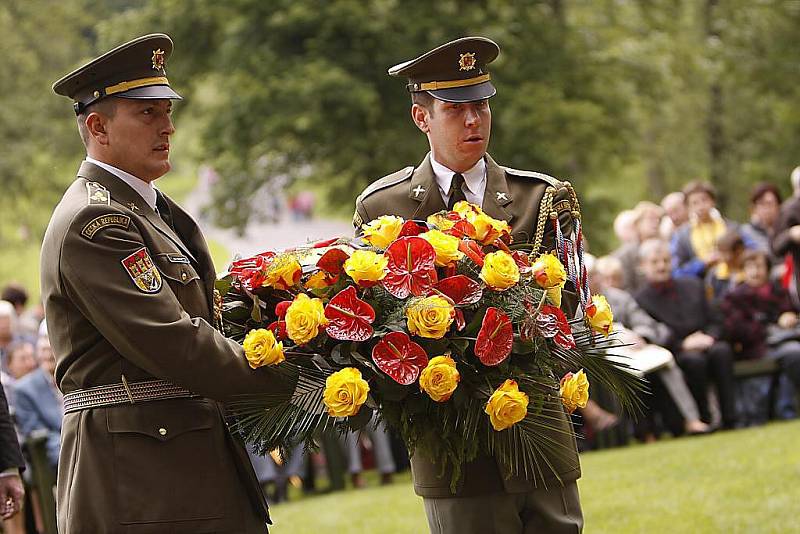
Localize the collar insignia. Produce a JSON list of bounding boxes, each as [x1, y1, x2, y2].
[[127, 202, 140, 212], [152, 48, 166, 72], [459, 52, 476, 71], [412, 185, 426, 198], [496, 191, 508, 202]]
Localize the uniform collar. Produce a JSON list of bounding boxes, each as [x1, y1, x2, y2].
[[85, 157, 157, 210], [429, 155, 486, 201]]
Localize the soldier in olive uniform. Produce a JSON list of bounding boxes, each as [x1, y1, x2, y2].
[[353, 37, 584, 534], [42, 34, 288, 533]]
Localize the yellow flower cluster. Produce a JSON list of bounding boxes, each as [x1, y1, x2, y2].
[[480, 250, 520, 290], [263, 255, 302, 290], [419, 355, 460, 402], [361, 215, 404, 249], [343, 250, 388, 285], [586, 295, 614, 337], [485, 379, 529, 431], [242, 328, 285, 368], [323, 367, 370, 417], [560, 370, 590, 413], [421, 230, 464, 267], [406, 296, 455, 339], [285, 293, 328, 345], [452, 201, 511, 245]]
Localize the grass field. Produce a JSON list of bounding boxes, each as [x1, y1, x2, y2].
[[268, 420, 800, 534]]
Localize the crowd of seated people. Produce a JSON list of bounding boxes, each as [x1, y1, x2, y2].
[[583, 168, 800, 447]]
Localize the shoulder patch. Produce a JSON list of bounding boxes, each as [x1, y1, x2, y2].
[[501, 166, 563, 188], [86, 182, 110, 205], [357, 166, 414, 203], [81, 214, 131, 240], [121, 248, 162, 294]]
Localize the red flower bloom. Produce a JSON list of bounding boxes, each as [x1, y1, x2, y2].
[[275, 300, 292, 319], [475, 307, 514, 366], [431, 275, 483, 306], [324, 286, 376, 342], [371, 331, 429, 385], [458, 240, 485, 267], [398, 220, 427, 238], [381, 237, 438, 299], [538, 305, 575, 349], [317, 248, 350, 275], [267, 320, 288, 340]]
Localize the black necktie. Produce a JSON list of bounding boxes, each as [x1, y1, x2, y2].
[[447, 173, 467, 210], [155, 190, 175, 230]]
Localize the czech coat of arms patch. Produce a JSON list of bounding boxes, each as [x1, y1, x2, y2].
[[121, 247, 162, 293]]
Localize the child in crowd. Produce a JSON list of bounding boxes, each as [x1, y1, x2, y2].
[[720, 250, 800, 420]]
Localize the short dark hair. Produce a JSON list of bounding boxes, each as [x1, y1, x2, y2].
[[750, 182, 782, 205], [77, 98, 118, 146], [411, 91, 435, 113], [1, 284, 27, 308], [716, 229, 744, 253], [742, 248, 770, 268], [682, 180, 716, 202]]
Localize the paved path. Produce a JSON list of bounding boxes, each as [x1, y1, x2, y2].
[[182, 180, 353, 261]]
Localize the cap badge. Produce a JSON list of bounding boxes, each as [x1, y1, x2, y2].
[[459, 52, 476, 71], [151, 48, 166, 71]]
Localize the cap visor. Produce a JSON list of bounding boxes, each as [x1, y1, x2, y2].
[[115, 85, 182, 100], [427, 81, 496, 103]]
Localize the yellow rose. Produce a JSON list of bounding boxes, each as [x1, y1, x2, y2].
[[343, 250, 388, 285], [242, 328, 285, 368], [560, 369, 590, 413], [426, 213, 456, 232], [285, 293, 328, 345], [531, 253, 567, 289], [419, 355, 460, 402], [470, 212, 511, 245], [452, 201, 483, 219], [586, 295, 614, 337], [480, 251, 520, 290], [485, 379, 529, 431], [263, 255, 302, 290], [323, 367, 370, 417], [421, 230, 464, 266], [361, 215, 404, 249], [406, 296, 455, 339]]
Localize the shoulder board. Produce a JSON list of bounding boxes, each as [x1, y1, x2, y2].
[[501, 166, 563, 188], [86, 181, 110, 205], [357, 166, 414, 203]]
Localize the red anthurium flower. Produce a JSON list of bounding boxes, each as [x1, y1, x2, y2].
[[538, 305, 576, 349], [381, 237, 438, 299], [398, 220, 427, 238], [324, 286, 376, 342], [458, 239, 486, 267], [454, 308, 466, 331], [511, 251, 531, 269], [475, 307, 514, 366], [229, 253, 276, 291], [313, 237, 340, 248], [275, 300, 292, 319], [432, 275, 483, 306], [267, 320, 288, 340], [371, 331, 429, 385], [317, 248, 350, 275]]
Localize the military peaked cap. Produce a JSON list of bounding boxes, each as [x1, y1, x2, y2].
[[388, 36, 500, 103], [53, 33, 182, 115]]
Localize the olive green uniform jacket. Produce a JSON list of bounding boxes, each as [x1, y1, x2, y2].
[[41, 161, 281, 533], [354, 153, 582, 498]]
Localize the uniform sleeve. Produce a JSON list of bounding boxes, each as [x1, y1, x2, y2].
[[59, 205, 293, 403], [352, 198, 371, 237], [773, 202, 800, 256]]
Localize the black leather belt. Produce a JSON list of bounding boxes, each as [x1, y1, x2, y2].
[[63, 378, 198, 414]]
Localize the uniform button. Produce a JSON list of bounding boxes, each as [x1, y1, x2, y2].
[[158, 427, 167, 436], [181, 271, 188, 281]]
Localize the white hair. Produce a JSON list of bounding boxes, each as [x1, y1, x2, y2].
[[638, 238, 670, 261], [791, 166, 800, 192], [0, 300, 17, 332]]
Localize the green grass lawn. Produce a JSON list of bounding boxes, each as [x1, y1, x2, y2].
[[269, 420, 800, 533]]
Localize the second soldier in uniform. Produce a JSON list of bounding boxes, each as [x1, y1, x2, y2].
[[354, 37, 585, 534]]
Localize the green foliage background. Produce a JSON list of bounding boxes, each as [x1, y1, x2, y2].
[[2, 0, 800, 297]]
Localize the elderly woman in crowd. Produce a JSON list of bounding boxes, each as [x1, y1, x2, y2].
[[635, 238, 738, 429], [613, 201, 664, 293], [593, 256, 709, 438]]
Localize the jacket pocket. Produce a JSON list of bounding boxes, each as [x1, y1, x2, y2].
[[106, 399, 225, 524], [153, 253, 209, 318]]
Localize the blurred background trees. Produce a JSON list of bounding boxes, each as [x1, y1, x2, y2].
[[2, 0, 800, 291]]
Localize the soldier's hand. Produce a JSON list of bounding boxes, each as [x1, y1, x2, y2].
[[0, 473, 24, 519]]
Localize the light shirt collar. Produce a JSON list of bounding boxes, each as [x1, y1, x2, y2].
[[85, 157, 157, 210], [430, 155, 487, 208]]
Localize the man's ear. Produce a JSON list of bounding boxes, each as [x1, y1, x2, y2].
[[85, 112, 110, 145], [411, 104, 429, 133]]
